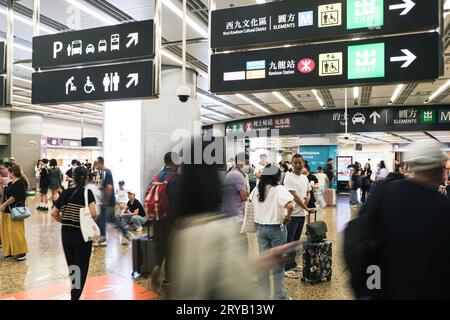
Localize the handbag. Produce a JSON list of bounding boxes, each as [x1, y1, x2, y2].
[[10, 201, 31, 221], [240, 190, 257, 234], [314, 189, 327, 209], [306, 220, 328, 243], [79, 188, 101, 242]]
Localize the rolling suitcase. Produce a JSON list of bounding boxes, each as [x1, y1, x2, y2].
[[324, 188, 336, 206], [301, 240, 332, 284], [132, 229, 156, 278]]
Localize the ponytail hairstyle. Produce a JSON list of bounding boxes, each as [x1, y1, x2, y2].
[[9, 165, 29, 190], [258, 164, 281, 202], [73, 166, 89, 189]]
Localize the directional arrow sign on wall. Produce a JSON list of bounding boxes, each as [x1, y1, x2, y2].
[[210, 32, 442, 94], [32, 61, 155, 105], [33, 20, 154, 69], [390, 49, 417, 68], [389, 0, 416, 15]]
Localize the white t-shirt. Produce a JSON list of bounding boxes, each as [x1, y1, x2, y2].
[[283, 172, 312, 217], [252, 185, 294, 225], [316, 172, 328, 189], [116, 188, 128, 204]]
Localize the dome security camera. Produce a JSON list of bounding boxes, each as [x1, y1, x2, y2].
[[176, 86, 191, 103]]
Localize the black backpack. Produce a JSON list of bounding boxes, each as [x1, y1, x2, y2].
[[306, 220, 328, 243]]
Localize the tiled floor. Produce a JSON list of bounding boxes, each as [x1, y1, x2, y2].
[[0, 194, 357, 300]]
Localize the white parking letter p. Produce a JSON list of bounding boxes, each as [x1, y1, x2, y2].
[[53, 41, 63, 59]]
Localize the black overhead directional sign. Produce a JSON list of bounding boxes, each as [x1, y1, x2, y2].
[[33, 19, 154, 69], [225, 105, 450, 136], [0, 41, 5, 74], [32, 61, 154, 105], [211, 32, 442, 94], [211, 0, 441, 50]]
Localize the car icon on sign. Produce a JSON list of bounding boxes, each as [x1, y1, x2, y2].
[[352, 112, 366, 125], [86, 44, 95, 54], [98, 40, 107, 53]]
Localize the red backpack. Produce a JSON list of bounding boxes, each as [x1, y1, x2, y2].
[[144, 172, 177, 221]]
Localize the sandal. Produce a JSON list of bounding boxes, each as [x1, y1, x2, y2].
[[284, 270, 299, 279]]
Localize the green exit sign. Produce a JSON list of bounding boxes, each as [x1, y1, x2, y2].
[[421, 110, 436, 124], [348, 42, 385, 80], [347, 0, 384, 30]]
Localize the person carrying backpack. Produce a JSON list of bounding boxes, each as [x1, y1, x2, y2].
[[145, 152, 180, 290]]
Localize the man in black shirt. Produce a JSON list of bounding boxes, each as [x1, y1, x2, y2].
[[355, 140, 450, 299], [323, 158, 335, 189], [65, 160, 78, 189], [95, 156, 133, 246], [120, 190, 147, 233]]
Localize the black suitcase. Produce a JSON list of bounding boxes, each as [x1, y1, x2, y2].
[[301, 240, 332, 284], [132, 233, 156, 278]]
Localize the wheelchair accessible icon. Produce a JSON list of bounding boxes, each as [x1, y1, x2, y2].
[[84, 76, 95, 94]]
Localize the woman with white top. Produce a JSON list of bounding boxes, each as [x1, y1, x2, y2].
[[375, 161, 389, 182], [251, 164, 295, 300]]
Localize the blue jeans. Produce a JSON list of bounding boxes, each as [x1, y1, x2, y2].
[[257, 224, 288, 300], [350, 190, 359, 205], [98, 205, 128, 237], [130, 215, 148, 229], [285, 216, 306, 271]]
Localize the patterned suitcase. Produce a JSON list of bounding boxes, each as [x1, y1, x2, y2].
[[301, 241, 332, 284]]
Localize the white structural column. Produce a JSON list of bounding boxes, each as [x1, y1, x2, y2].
[[10, 112, 44, 184], [103, 67, 200, 200]]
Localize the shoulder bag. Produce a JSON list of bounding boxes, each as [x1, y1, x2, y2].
[[79, 188, 101, 242], [240, 189, 257, 234]]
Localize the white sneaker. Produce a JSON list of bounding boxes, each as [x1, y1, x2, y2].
[[136, 226, 143, 233], [121, 237, 129, 245]]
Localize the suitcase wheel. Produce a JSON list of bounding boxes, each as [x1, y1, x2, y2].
[[301, 278, 305, 283]]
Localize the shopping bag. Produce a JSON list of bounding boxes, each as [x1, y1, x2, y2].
[[314, 189, 327, 209], [241, 190, 257, 234], [80, 188, 100, 242]]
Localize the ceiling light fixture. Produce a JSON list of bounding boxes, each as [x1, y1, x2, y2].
[[15, 64, 34, 72], [0, 8, 55, 34], [201, 115, 218, 123], [353, 87, 359, 99], [236, 94, 271, 114], [13, 76, 32, 84], [311, 89, 325, 108], [201, 107, 229, 119], [197, 92, 245, 115], [161, 49, 183, 64], [162, 0, 208, 38], [389, 84, 404, 105], [64, 0, 116, 25], [425, 79, 450, 103], [273, 92, 293, 109]]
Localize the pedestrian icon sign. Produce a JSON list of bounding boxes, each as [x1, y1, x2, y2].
[[318, 3, 342, 28], [348, 43, 385, 79], [347, 0, 384, 30], [319, 52, 343, 76]]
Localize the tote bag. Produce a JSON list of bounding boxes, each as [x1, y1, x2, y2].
[[240, 189, 257, 234], [79, 188, 101, 242]]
